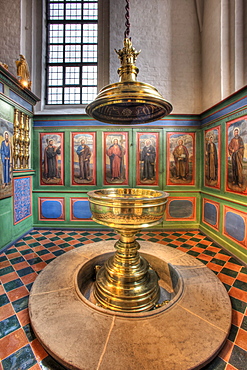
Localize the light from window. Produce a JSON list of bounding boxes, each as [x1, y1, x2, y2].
[[46, 0, 98, 105]]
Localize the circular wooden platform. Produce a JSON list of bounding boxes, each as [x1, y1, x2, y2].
[[29, 241, 232, 370]]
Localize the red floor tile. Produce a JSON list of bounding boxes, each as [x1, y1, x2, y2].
[[235, 328, 247, 351], [198, 254, 213, 262], [13, 261, 30, 271], [191, 246, 205, 253], [20, 272, 38, 285], [237, 272, 247, 283], [0, 284, 5, 295], [7, 286, 29, 302], [206, 262, 223, 273], [232, 309, 244, 327], [229, 286, 247, 303], [31, 262, 47, 272], [7, 252, 22, 259], [214, 253, 231, 262], [49, 246, 61, 252], [26, 239, 38, 245], [0, 328, 28, 360], [177, 246, 189, 253], [41, 253, 55, 261], [31, 339, 48, 362], [0, 303, 15, 321], [16, 308, 30, 327], [23, 253, 39, 260], [0, 260, 11, 268], [64, 246, 75, 252], [217, 273, 235, 287], [1, 271, 19, 284], [207, 245, 221, 253], [218, 339, 234, 362], [224, 262, 243, 272], [197, 239, 211, 245]]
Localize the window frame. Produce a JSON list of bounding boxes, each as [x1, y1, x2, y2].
[[32, 0, 109, 114]]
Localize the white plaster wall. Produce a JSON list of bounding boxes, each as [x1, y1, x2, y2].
[[109, 0, 201, 114], [244, 1, 247, 84], [0, 0, 246, 114], [201, 0, 222, 111], [0, 0, 21, 76], [201, 0, 247, 111]]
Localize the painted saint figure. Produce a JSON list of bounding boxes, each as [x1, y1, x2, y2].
[[206, 136, 218, 181], [173, 139, 189, 180], [141, 139, 156, 181], [76, 139, 91, 181], [44, 139, 61, 180], [1, 131, 11, 188], [228, 128, 244, 187], [107, 139, 125, 181]]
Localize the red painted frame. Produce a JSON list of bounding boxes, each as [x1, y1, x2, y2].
[[136, 132, 159, 186], [223, 205, 247, 249], [71, 132, 96, 186], [166, 132, 195, 186], [226, 116, 247, 195], [38, 197, 65, 221], [40, 132, 64, 186], [202, 198, 220, 231], [204, 125, 221, 189], [103, 131, 129, 185], [70, 197, 94, 221], [165, 197, 196, 221]]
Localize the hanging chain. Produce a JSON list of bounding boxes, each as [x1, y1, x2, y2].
[[124, 0, 130, 39]]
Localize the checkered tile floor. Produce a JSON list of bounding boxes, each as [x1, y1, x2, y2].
[[0, 229, 246, 370]]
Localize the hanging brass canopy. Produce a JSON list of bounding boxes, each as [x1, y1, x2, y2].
[[86, 38, 173, 124]]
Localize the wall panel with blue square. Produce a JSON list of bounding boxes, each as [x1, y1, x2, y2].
[[39, 198, 65, 221], [70, 198, 92, 221]]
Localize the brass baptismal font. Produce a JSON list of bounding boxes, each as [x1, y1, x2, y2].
[[88, 188, 169, 312], [86, 0, 172, 313]]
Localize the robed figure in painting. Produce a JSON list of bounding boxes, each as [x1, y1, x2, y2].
[[44, 139, 61, 180], [206, 136, 218, 181], [76, 139, 91, 181], [228, 128, 244, 188], [1, 131, 11, 188], [173, 139, 189, 180], [141, 139, 156, 181], [107, 139, 125, 181]]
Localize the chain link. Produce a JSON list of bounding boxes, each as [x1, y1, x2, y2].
[[124, 0, 130, 39]]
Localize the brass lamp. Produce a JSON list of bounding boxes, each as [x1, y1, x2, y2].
[[86, 0, 172, 124]]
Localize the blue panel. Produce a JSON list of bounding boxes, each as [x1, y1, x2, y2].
[[9, 90, 32, 111], [0, 82, 3, 93], [201, 96, 247, 126], [14, 178, 31, 223], [33, 118, 200, 128], [169, 200, 193, 218], [204, 203, 217, 226], [225, 212, 245, 242], [73, 200, 92, 219], [41, 200, 62, 219]]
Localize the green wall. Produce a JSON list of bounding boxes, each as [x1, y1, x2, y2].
[[1, 65, 246, 263]]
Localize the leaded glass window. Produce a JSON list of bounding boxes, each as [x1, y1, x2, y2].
[[46, 0, 98, 105]]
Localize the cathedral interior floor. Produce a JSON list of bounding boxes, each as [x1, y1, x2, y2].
[[0, 229, 246, 370]]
